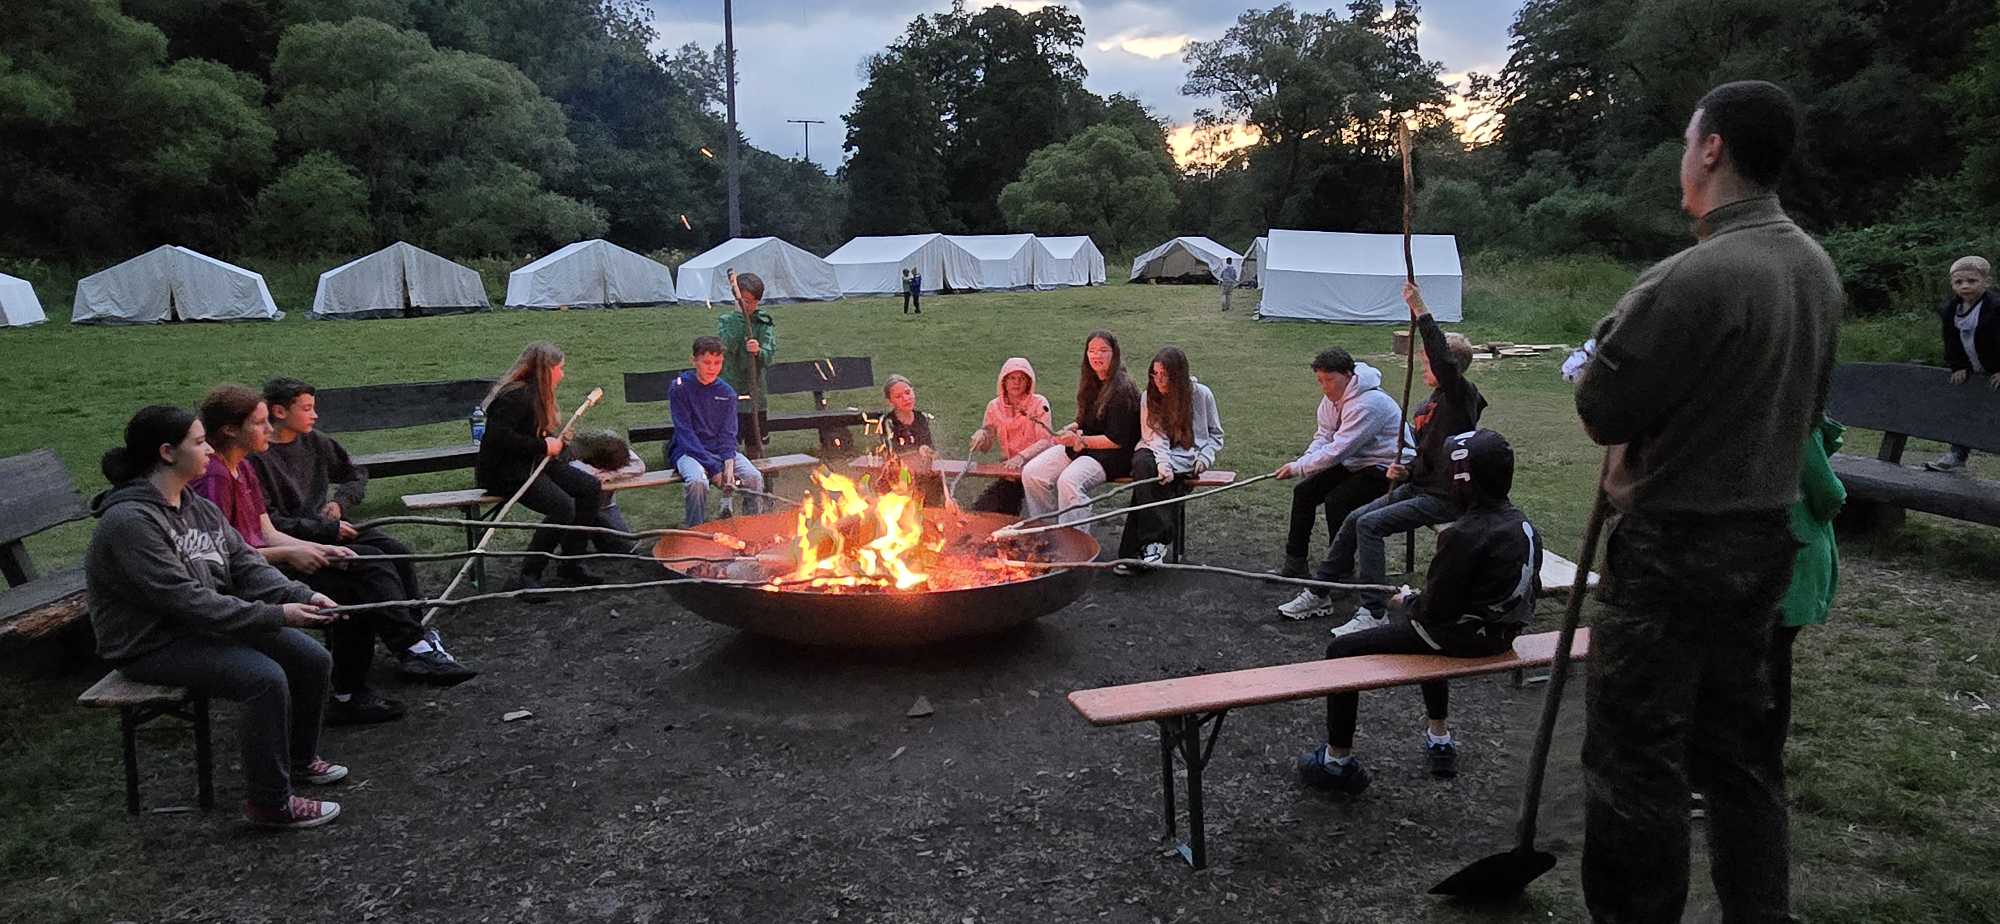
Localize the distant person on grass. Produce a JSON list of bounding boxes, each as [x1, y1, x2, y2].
[[89, 405, 348, 830], [1022, 330, 1142, 525], [668, 336, 765, 526], [967, 357, 1053, 515], [1270, 347, 1410, 582], [477, 342, 604, 595], [193, 386, 409, 726], [1278, 282, 1485, 632], [901, 268, 914, 314], [1117, 346, 1223, 572], [1217, 257, 1239, 312], [718, 270, 775, 441], [1924, 255, 1999, 472], [254, 378, 474, 685], [908, 266, 924, 314], [1295, 429, 1541, 793], [1573, 80, 1841, 924]]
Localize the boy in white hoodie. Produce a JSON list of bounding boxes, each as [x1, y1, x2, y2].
[[1274, 347, 1412, 579]]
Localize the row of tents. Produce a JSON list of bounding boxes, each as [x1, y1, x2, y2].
[[0, 233, 1111, 327], [1130, 232, 1464, 323]]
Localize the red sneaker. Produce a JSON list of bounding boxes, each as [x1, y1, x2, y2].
[[244, 796, 342, 830], [295, 757, 348, 785]]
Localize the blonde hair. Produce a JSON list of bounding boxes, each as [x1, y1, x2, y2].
[[883, 373, 914, 399], [485, 342, 564, 436], [1950, 255, 1992, 281]]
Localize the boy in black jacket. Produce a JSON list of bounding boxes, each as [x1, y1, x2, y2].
[[1297, 429, 1541, 793], [1925, 255, 1999, 472], [1278, 281, 1488, 631]]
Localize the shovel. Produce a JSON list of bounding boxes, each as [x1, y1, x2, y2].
[[1430, 461, 1611, 900]]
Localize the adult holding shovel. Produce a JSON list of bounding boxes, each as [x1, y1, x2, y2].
[[1439, 81, 1842, 918]]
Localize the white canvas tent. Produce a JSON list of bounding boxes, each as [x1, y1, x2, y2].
[[1257, 230, 1463, 323], [674, 237, 841, 304], [72, 246, 281, 324], [824, 234, 950, 295], [1, 273, 46, 327], [942, 234, 1036, 291], [1129, 236, 1241, 284], [505, 239, 675, 309], [312, 242, 489, 319], [1240, 236, 1268, 287], [1030, 236, 1106, 288]]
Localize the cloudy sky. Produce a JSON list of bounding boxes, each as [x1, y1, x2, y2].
[[646, 1, 1524, 171]]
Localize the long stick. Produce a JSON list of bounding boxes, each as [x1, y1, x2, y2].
[[1000, 477, 1160, 532], [993, 472, 1276, 539], [326, 575, 775, 616], [350, 515, 739, 545], [345, 550, 727, 566], [420, 387, 604, 627], [1514, 469, 1608, 850], [1392, 119, 1419, 479], [999, 557, 1400, 594]]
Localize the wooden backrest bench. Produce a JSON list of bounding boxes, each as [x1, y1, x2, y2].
[[623, 357, 873, 456], [1824, 362, 2000, 530], [313, 378, 497, 478], [0, 449, 91, 647]]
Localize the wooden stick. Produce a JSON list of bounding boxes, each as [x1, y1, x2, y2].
[[349, 515, 739, 546], [344, 549, 728, 566], [325, 575, 783, 616], [992, 472, 1277, 539], [999, 477, 1161, 532], [1392, 119, 1419, 483], [421, 387, 604, 627], [998, 557, 1402, 595], [729, 486, 802, 508]]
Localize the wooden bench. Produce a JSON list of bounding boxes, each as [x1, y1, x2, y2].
[[849, 457, 1238, 561], [1068, 628, 1592, 869], [78, 670, 214, 814], [1824, 362, 2000, 533], [623, 357, 874, 459], [0, 449, 91, 648], [314, 378, 496, 478], [400, 453, 821, 588]]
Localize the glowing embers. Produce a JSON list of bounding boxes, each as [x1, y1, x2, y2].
[[784, 467, 939, 591]]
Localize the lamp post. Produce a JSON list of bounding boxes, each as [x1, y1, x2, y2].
[[787, 118, 827, 164], [724, 0, 741, 238]]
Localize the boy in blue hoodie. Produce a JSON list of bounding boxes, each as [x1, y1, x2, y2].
[[668, 336, 765, 526]]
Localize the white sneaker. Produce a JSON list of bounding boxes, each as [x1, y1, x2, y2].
[[1331, 607, 1391, 637], [1278, 589, 1336, 620], [1141, 542, 1169, 565], [1923, 454, 1966, 473]]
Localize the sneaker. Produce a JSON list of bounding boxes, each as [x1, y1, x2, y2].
[[1277, 589, 1336, 620], [397, 629, 477, 686], [294, 756, 348, 785], [1425, 737, 1458, 779], [1331, 607, 1391, 638], [1141, 542, 1169, 566], [245, 795, 341, 830], [1277, 555, 1309, 579], [505, 572, 552, 604], [1112, 561, 1137, 576], [1297, 747, 1371, 794], [326, 690, 406, 726], [1923, 454, 1966, 473], [555, 564, 604, 587]]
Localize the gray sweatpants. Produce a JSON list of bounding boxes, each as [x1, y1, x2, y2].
[[121, 628, 331, 808]]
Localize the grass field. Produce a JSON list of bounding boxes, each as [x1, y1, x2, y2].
[[2, 258, 1995, 922]]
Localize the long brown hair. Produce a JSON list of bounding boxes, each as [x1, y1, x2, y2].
[[1076, 330, 1134, 422], [1146, 346, 1194, 449], [486, 342, 564, 436]]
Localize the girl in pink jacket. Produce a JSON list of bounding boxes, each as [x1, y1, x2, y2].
[[967, 357, 1053, 514]]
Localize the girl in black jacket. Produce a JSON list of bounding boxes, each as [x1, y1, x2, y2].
[[477, 342, 602, 592], [1925, 256, 1999, 472]]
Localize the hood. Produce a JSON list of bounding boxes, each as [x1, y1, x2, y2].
[[1816, 417, 1846, 455], [996, 357, 1038, 399], [91, 480, 174, 518], [1342, 362, 1385, 404], [1446, 428, 1514, 508]]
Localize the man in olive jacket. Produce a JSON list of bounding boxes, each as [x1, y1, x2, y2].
[[1573, 80, 1841, 924]]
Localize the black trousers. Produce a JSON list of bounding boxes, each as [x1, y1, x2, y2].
[[505, 463, 602, 576], [1323, 615, 1510, 748], [902, 289, 911, 312], [287, 543, 421, 695], [970, 479, 1025, 515], [1285, 465, 1389, 559], [1118, 449, 1192, 558], [1582, 510, 1799, 924]]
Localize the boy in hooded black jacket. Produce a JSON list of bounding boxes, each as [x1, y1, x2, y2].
[[1296, 428, 1542, 793]]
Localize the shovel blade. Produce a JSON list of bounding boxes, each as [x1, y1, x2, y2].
[[1429, 847, 1557, 899]]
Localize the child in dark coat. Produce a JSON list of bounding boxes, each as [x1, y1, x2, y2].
[[1925, 255, 1999, 472]]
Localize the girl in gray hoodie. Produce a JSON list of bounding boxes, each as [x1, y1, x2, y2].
[[87, 406, 349, 830], [1118, 346, 1224, 566]]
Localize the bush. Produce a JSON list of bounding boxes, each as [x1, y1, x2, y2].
[[1818, 219, 2000, 314]]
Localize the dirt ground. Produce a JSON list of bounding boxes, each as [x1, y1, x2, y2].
[[14, 519, 1605, 924]]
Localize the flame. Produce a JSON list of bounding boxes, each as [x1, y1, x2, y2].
[[784, 467, 940, 591]]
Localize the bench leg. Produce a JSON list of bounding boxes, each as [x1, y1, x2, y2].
[[192, 695, 214, 810], [459, 503, 485, 591], [119, 707, 141, 815], [1156, 711, 1228, 870], [1403, 530, 1417, 575], [1171, 504, 1187, 563]]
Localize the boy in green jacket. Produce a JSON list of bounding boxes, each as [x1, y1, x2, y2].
[[1770, 416, 1844, 739], [718, 270, 776, 422]]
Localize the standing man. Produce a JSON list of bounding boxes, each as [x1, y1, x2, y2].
[[1574, 80, 1841, 924], [908, 266, 924, 314], [1217, 258, 1239, 312], [717, 270, 774, 457]]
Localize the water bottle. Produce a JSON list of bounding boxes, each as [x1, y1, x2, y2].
[[469, 405, 486, 445]]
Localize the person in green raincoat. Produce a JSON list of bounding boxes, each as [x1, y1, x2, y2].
[[717, 270, 776, 437], [1768, 415, 1845, 753]]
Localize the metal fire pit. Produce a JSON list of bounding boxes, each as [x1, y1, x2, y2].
[[653, 509, 1098, 647]]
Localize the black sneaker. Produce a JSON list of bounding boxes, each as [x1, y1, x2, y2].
[[505, 572, 552, 604], [555, 564, 604, 587], [396, 629, 477, 686], [1297, 747, 1371, 794], [1425, 737, 1459, 779], [1278, 555, 1309, 579], [326, 690, 406, 726]]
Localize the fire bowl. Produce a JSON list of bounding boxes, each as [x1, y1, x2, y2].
[[652, 509, 1099, 647]]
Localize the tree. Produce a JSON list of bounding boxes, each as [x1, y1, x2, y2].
[[250, 151, 371, 255], [998, 124, 1177, 252], [841, 54, 948, 235]]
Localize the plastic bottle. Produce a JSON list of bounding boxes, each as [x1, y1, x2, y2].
[[470, 405, 486, 445]]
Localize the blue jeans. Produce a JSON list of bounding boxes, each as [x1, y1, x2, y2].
[[675, 452, 765, 526], [1315, 484, 1457, 614]]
